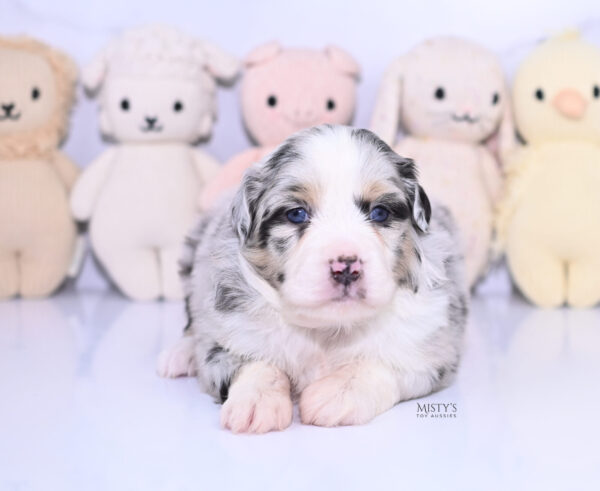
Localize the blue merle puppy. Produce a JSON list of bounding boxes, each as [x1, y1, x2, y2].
[[158, 125, 467, 433]]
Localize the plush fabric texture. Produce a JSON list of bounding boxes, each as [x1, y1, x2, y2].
[[0, 36, 79, 298], [70, 25, 239, 301], [371, 37, 514, 288], [496, 31, 600, 308], [200, 42, 360, 208]]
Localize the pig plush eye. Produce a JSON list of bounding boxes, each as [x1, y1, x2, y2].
[[267, 95, 277, 107], [326, 99, 336, 111]]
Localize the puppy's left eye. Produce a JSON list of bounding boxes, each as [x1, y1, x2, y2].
[[31, 87, 41, 100], [173, 100, 184, 112], [369, 206, 389, 222], [492, 92, 500, 105], [286, 207, 309, 224]]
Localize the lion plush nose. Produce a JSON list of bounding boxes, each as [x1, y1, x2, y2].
[[330, 255, 362, 286], [553, 89, 587, 119], [1, 103, 14, 115]]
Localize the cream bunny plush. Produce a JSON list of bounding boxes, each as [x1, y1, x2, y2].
[[496, 31, 600, 308], [71, 25, 239, 301], [371, 37, 514, 288], [0, 36, 78, 298], [200, 42, 360, 208]]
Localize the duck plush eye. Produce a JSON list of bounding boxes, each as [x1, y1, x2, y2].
[[286, 207, 309, 224], [534, 88, 544, 101], [369, 206, 390, 222], [593, 85, 600, 99]]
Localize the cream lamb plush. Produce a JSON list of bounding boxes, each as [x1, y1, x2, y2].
[[200, 42, 360, 207], [71, 25, 239, 301], [496, 31, 600, 308], [371, 37, 514, 288], [0, 36, 78, 298]]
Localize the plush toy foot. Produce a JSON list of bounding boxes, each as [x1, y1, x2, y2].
[[507, 240, 566, 308], [159, 246, 184, 300], [0, 253, 19, 299], [157, 336, 197, 377], [19, 249, 72, 298], [96, 247, 161, 301], [299, 363, 399, 427], [567, 260, 600, 308], [220, 362, 293, 434]]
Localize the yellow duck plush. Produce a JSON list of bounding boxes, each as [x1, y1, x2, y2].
[[497, 31, 600, 308]]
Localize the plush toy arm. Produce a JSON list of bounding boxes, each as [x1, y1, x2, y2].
[[199, 147, 265, 210], [478, 148, 503, 204], [70, 148, 116, 222], [191, 149, 221, 187], [51, 151, 80, 192]]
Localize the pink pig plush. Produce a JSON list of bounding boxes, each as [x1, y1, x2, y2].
[[200, 42, 360, 208]]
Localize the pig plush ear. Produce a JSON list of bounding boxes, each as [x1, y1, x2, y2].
[[199, 41, 240, 84], [244, 41, 282, 67], [325, 45, 360, 79], [370, 56, 405, 146]]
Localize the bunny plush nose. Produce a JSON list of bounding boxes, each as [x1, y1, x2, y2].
[[553, 89, 587, 120]]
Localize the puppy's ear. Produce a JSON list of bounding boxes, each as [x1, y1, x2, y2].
[[412, 185, 431, 233], [231, 166, 261, 244]]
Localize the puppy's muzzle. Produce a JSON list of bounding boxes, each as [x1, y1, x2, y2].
[[330, 255, 362, 286]]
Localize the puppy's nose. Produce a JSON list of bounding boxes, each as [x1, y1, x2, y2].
[[145, 116, 157, 127], [330, 255, 362, 286], [2, 103, 14, 115]]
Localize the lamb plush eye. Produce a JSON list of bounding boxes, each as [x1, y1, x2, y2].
[[286, 207, 309, 224], [369, 206, 389, 222], [534, 88, 544, 101], [267, 95, 277, 107], [434, 87, 445, 100], [120, 98, 130, 111], [326, 98, 336, 110], [173, 100, 184, 112], [593, 85, 600, 99], [492, 92, 500, 105], [31, 87, 41, 100]]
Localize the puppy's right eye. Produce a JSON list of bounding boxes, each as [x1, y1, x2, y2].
[[267, 95, 277, 107], [369, 206, 390, 223], [534, 88, 544, 101], [286, 207, 309, 224], [434, 87, 445, 100], [120, 98, 130, 111]]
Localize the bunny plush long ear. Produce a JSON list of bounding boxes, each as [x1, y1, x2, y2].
[[484, 82, 517, 162], [370, 57, 405, 146], [200, 41, 240, 84], [324, 45, 360, 79]]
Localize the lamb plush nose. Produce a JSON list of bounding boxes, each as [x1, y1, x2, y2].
[[145, 116, 157, 127], [553, 89, 587, 119], [330, 255, 362, 286], [1, 103, 14, 115]]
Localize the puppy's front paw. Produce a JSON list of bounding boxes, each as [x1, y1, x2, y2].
[[300, 373, 377, 427], [221, 389, 293, 434], [156, 338, 197, 378]]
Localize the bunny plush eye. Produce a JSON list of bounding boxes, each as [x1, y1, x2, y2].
[[31, 87, 41, 100], [173, 100, 184, 112], [492, 92, 500, 105], [434, 87, 445, 100], [120, 98, 130, 111]]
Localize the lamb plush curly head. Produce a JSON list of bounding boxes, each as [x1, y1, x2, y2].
[[84, 25, 239, 143], [0, 36, 77, 158], [371, 36, 513, 150], [512, 30, 600, 145]]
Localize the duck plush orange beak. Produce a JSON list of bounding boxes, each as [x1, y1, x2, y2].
[[553, 88, 587, 119]]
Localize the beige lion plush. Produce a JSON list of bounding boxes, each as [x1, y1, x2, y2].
[[0, 37, 79, 298], [497, 31, 600, 308]]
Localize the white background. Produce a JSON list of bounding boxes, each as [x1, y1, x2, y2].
[[1, 0, 599, 289]]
